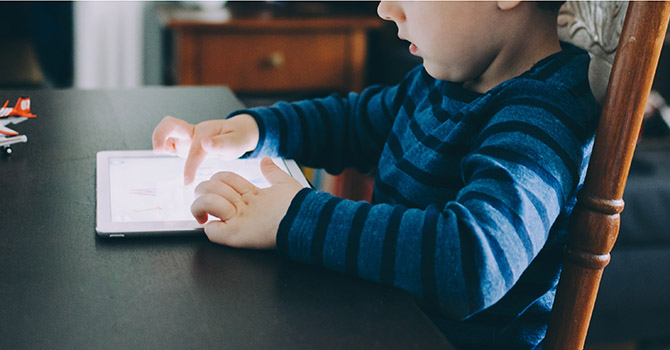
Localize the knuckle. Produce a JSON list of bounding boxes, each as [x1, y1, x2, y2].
[[160, 115, 176, 125], [199, 193, 219, 207], [191, 193, 210, 211], [193, 180, 211, 196], [213, 171, 237, 183]]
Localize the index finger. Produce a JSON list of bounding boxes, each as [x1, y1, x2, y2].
[[184, 138, 207, 185], [191, 193, 237, 224]]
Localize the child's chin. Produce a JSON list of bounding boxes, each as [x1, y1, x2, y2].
[[424, 63, 474, 86], [423, 64, 451, 82]]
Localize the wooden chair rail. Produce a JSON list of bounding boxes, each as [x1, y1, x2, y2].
[[544, 2, 670, 349]]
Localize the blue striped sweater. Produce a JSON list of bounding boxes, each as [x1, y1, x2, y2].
[[231, 42, 599, 348]]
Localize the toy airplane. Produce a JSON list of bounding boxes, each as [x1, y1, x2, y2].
[[1, 97, 36, 155]]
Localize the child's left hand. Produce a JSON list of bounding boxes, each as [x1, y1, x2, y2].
[[191, 157, 304, 249]]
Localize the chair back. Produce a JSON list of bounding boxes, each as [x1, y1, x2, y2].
[[557, 1, 628, 103], [545, 2, 670, 349]]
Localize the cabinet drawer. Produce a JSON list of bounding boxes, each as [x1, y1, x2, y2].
[[193, 32, 348, 92]]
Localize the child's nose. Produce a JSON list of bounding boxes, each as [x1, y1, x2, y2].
[[377, 0, 406, 22]]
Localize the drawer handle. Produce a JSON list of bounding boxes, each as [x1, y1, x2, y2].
[[264, 52, 286, 69]]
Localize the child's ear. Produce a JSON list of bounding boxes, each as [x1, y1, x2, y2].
[[497, 1, 522, 11]]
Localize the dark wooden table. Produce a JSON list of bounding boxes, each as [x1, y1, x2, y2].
[[0, 87, 452, 349]]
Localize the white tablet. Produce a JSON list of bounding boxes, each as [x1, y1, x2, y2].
[[96, 150, 310, 237]]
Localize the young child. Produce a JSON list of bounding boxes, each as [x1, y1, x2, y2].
[[152, 1, 599, 348]]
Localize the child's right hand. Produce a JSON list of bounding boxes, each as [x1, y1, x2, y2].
[[152, 114, 260, 185]]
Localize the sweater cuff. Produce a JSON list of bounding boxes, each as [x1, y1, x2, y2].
[[226, 108, 280, 158], [276, 187, 312, 256], [276, 188, 340, 264]]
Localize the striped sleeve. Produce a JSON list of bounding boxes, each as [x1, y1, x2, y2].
[[225, 67, 419, 175], [276, 87, 595, 320]]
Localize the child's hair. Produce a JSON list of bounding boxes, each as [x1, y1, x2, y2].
[[537, 1, 566, 13]]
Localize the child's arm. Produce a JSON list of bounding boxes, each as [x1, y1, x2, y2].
[[191, 111, 585, 322], [269, 92, 596, 321], [228, 68, 417, 175], [152, 114, 259, 185], [152, 67, 415, 182]]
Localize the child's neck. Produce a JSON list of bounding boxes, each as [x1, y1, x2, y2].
[[463, 16, 562, 93]]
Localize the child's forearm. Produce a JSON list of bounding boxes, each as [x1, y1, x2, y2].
[[229, 82, 407, 174]]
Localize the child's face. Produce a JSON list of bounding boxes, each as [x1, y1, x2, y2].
[[378, 1, 503, 84]]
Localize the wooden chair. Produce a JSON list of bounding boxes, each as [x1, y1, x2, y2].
[[545, 1, 670, 349]]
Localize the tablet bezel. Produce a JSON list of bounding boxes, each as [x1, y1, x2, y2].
[[96, 150, 310, 238]]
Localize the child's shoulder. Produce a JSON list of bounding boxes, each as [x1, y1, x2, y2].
[[490, 42, 598, 111], [504, 42, 592, 94]]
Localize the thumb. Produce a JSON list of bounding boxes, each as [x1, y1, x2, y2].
[[260, 157, 292, 186]]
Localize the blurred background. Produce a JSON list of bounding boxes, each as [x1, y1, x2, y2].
[[3, 1, 670, 349], [0, 1, 420, 106]]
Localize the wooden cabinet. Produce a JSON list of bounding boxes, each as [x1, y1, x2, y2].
[[196, 32, 349, 91], [158, 3, 380, 201], [159, 3, 383, 94]]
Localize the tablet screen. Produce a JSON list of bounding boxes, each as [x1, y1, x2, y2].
[[108, 155, 284, 223]]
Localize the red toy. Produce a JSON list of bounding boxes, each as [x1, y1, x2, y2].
[[0, 97, 36, 155]]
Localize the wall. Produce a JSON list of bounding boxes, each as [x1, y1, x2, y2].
[[73, 1, 143, 89]]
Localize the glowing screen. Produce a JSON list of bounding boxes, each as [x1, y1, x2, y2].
[[108, 156, 282, 222]]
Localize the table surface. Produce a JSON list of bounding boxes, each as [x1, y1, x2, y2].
[[0, 87, 452, 350]]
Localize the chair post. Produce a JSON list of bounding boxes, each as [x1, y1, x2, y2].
[[544, 2, 670, 349]]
